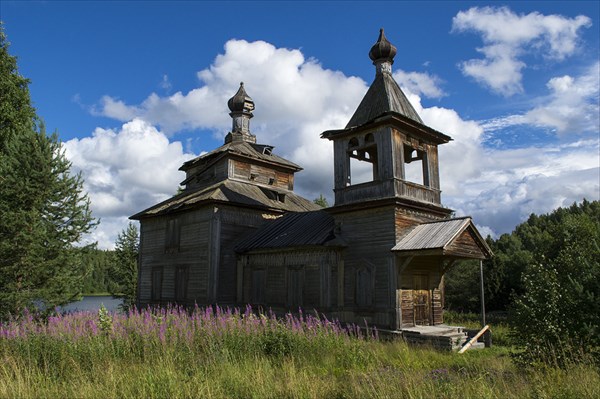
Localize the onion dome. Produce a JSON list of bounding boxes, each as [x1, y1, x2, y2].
[[228, 82, 255, 115], [369, 28, 397, 64]]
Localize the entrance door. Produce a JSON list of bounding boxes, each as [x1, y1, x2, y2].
[[413, 274, 431, 326]]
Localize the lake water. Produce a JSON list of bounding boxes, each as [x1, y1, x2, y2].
[[61, 296, 123, 313]]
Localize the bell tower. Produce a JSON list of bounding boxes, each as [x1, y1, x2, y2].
[[322, 29, 452, 215]]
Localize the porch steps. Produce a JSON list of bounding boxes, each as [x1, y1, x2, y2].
[[400, 325, 483, 351]]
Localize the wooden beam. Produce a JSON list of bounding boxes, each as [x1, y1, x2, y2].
[[441, 259, 457, 275], [458, 325, 489, 354], [397, 256, 414, 274]]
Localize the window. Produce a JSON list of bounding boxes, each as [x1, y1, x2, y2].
[[151, 267, 163, 301], [165, 218, 180, 253], [175, 266, 189, 302], [251, 269, 266, 304], [287, 267, 304, 309], [355, 265, 373, 308]]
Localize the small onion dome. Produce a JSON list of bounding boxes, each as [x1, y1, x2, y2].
[[369, 28, 397, 64], [227, 82, 255, 114]]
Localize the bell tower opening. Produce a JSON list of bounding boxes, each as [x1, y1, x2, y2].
[[348, 134, 379, 185], [403, 144, 430, 187]]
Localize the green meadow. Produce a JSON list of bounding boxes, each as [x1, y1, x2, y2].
[[1, 306, 597, 399]]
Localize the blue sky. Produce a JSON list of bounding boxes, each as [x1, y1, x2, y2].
[[2, 1, 599, 248]]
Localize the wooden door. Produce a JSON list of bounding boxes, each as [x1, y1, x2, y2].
[[413, 274, 431, 326]]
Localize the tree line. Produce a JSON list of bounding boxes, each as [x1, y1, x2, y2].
[[0, 25, 139, 316], [445, 199, 599, 365]]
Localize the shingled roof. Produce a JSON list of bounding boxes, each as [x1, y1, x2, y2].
[[346, 71, 423, 128], [180, 140, 301, 174], [130, 179, 320, 219], [392, 217, 493, 259], [235, 210, 341, 253]]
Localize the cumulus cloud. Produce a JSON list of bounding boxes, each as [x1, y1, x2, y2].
[[452, 6, 591, 96], [77, 37, 598, 248], [409, 92, 599, 237], [90, 39, 368, 204], [63, 119, 195, 248], [393, 70, 446, 99], [480, 62, 599, 135]]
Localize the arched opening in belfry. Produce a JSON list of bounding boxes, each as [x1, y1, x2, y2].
[[403, 144, 429, 187], [348, 134, 379, 185]]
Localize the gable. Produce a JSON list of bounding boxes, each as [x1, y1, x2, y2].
[[391, 217, 492, 259]]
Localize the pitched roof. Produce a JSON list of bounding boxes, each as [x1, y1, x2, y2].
[[346, 70, 423, 129], [235, 210, 341, 253], [130, 179, 320, 219], [392, 217, 493, 259], [180, 140, 301, 173]]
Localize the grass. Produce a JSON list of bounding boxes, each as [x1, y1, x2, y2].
[[1, 306, 598, 398]]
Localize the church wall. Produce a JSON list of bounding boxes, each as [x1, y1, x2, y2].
[[241, 249, 339, 313], [332, 205, 397, 328], [138, 207, 213, 306], [231, 159, 293, 190], [185, 158, 229, 191], [216, 205, 276, 304]]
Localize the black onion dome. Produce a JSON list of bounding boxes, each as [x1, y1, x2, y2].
[[369, 28, 397, 64], [227, 82, 255, 113]]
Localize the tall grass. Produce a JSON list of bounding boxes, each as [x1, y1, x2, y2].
[[1, 306, 598, 398]]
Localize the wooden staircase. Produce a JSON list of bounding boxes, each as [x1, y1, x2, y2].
[[400, 325, 485, 351]]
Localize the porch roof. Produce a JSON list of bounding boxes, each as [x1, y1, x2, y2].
[[391, 217, 493, 259]]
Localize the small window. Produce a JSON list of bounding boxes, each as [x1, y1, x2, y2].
[[268, 177, 275, 185], [151, 267, 163, 301], [175, 266, 189, 302], [165, 218, 180, 253], [348, 137, 359, 148], [251, 269, 266, 304], [356, 267, 373, 308], [287, 267, 304, 309]]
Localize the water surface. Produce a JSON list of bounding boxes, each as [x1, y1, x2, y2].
[[62, 296, 123, 313]]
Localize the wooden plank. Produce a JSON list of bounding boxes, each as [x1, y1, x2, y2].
[[459, 325, 490, 354]]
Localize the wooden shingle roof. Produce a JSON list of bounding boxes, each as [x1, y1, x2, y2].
[[130, 179, 320, 219], [392, 217, 493, 259], [346, 71, 423, 128], [180, 141, 301, 173]]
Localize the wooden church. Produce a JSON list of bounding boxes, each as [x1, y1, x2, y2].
[[131, 29, 492, 334]]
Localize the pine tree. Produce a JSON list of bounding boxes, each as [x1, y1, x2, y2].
[[0, 26, 97, 318], [109, 223, 139, 310]]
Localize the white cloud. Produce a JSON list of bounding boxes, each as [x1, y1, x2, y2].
[[393, 70, 446, 99], [480, 62, 599, 135], [452, 6, 591, 96], [63, 119, 195, 248], [80, 38, 598, 248]]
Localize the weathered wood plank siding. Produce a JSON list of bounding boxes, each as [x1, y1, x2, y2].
[[445, 228, 487, 259], [216, 206, 270, 303], [138, 208, 212, 306], [398, 256, 444, 327], [243, 250, 339, 312], [232, 159, 293, 190], [333, 205, 397, 327]]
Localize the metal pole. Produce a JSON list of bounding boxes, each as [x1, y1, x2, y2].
[[479, 260, 486, 327], [480, 259, 491, 347]]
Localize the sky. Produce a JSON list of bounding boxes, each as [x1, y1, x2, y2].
[[2, 1, 599, 249]]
